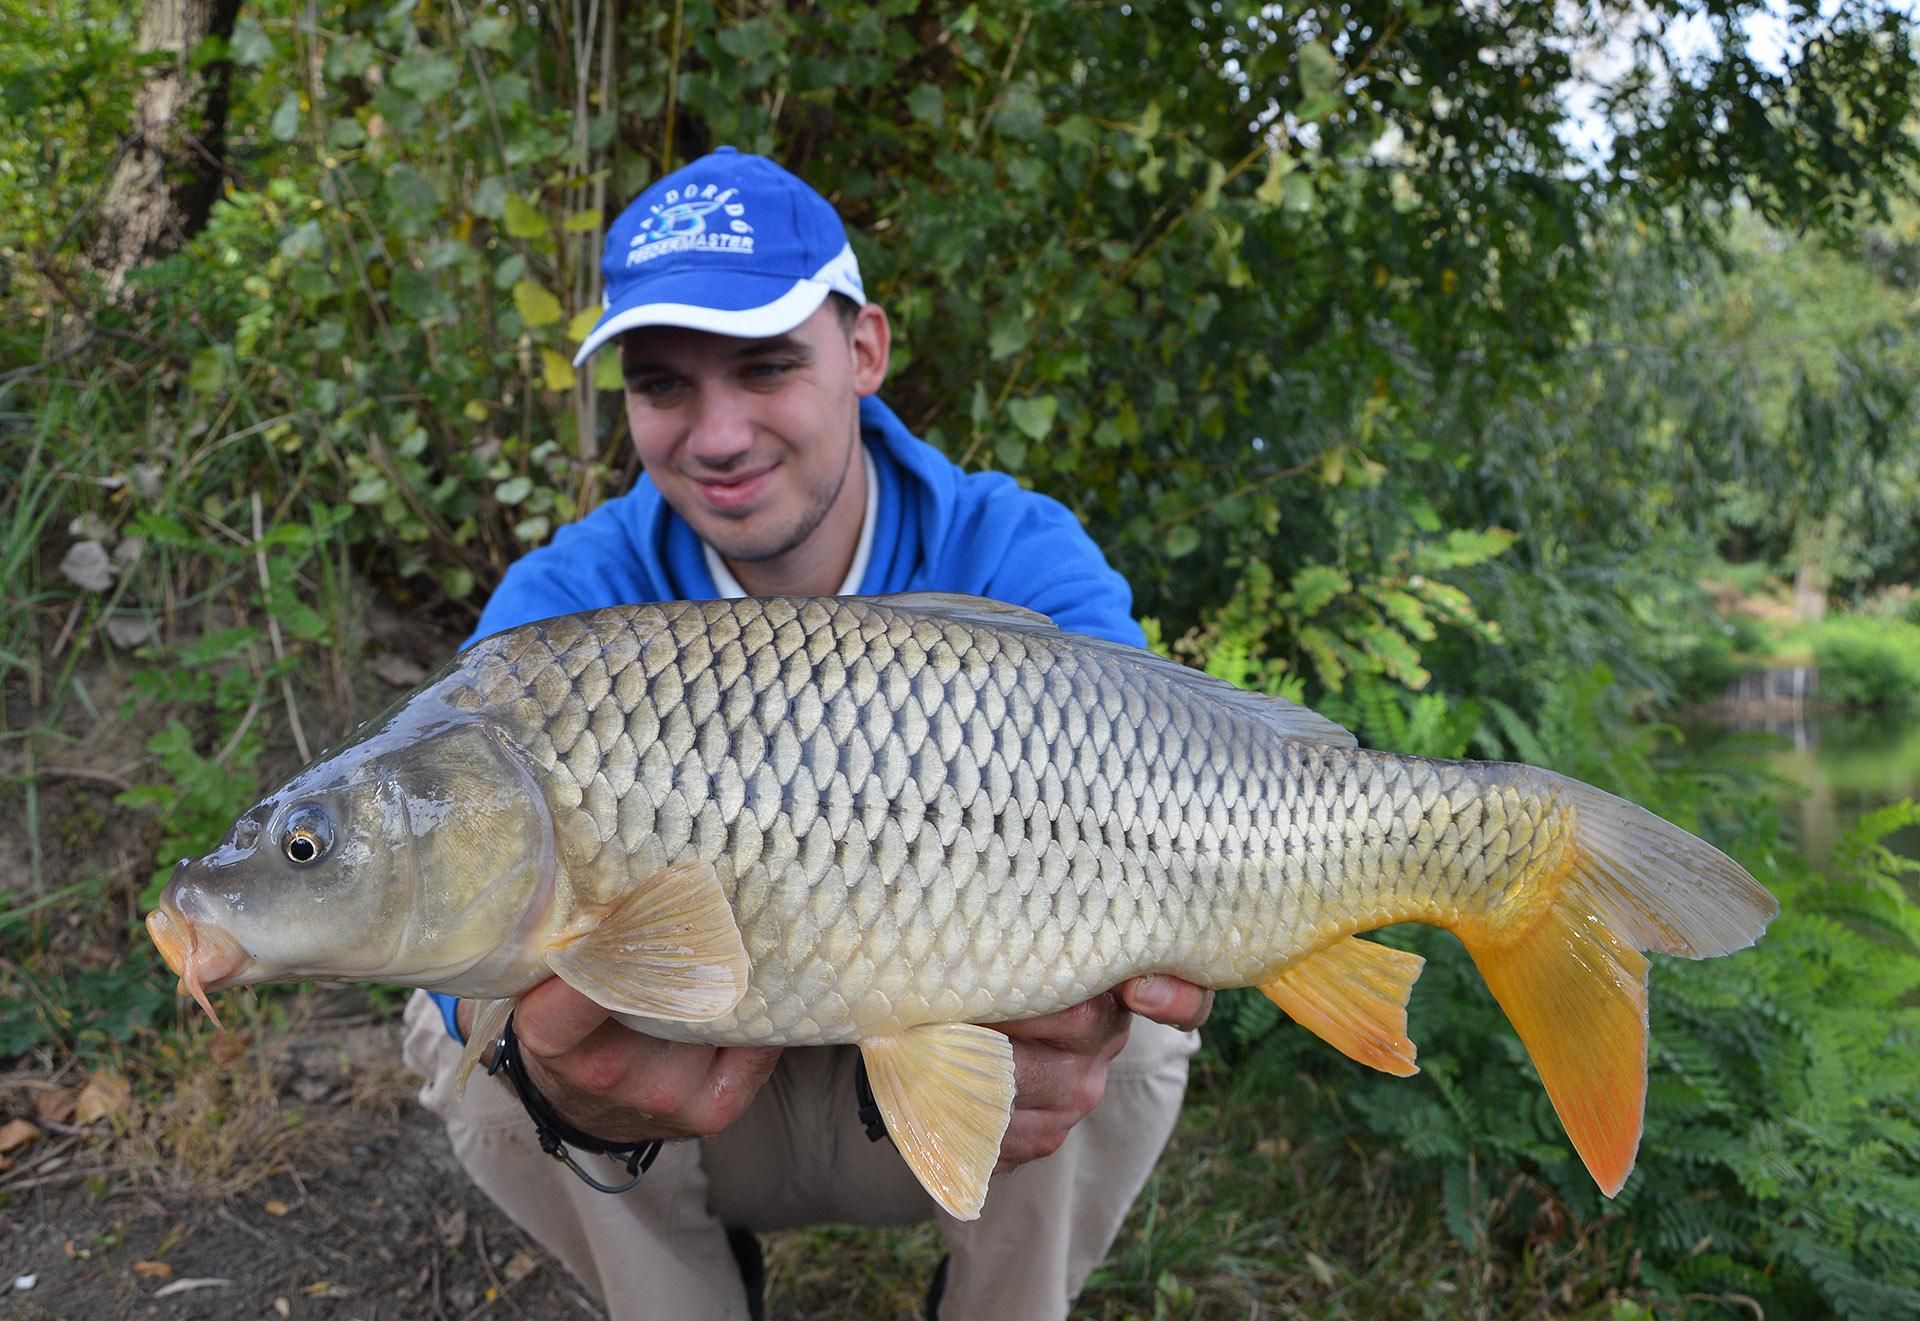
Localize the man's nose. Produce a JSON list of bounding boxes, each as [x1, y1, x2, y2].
[[685, 390, 755, 467]]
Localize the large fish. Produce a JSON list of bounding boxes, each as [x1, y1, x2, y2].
[[146, 594, 1776, 1218]]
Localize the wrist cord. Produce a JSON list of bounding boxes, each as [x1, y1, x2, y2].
[[486, 1013, 663, 1194]]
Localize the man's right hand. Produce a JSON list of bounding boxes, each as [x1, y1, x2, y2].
[[459, 979, 783, 1143]]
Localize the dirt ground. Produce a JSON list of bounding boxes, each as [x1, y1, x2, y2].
[[0, 1007, 609, 1321]]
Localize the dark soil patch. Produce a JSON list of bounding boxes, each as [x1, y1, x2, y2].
[[0, 1011, 605, 1321]]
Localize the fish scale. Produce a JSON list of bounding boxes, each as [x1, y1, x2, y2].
[[151, 590, 1776, 1218], [459, 598, 1506, 1041]]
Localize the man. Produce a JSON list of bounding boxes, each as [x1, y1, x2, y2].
[[401, 147, 1210, 1321]]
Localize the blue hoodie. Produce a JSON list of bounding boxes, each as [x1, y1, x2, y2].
[[434, 395, 1143, 1038]]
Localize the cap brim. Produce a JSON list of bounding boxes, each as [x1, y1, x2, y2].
[[572, 274, 832, 366]]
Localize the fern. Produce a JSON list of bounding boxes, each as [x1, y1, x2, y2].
[[1200, 672, 1920, 1317]]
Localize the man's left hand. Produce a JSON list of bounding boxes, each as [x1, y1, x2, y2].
[[992, 975, 1212, 1169]]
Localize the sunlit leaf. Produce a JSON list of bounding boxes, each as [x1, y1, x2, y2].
[[539, 348, 577, 391], [503, 194, 550, 240], [511, 280, 564, 327]]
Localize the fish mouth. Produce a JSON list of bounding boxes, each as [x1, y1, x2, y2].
[[146, 904, 253, 1032]]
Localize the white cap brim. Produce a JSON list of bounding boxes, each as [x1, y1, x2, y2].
[[572, 244, 865, 367]]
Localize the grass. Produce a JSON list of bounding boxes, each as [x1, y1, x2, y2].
[[759, 1075, 1665, 1320]]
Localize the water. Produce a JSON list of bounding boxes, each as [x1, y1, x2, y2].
[[1687, 699, 1920, 870]]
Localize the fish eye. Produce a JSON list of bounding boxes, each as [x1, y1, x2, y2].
[[281, 805, 334, 866]]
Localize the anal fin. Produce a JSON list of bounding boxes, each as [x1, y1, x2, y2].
[[1464, 866, 1650, 1197], [859, 1024, 1017, 1221], [1261, 935, 1425, 1077], [546, 860, 749, 1021]]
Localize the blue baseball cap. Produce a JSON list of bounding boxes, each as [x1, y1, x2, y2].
[[571, 147, 866, 365]]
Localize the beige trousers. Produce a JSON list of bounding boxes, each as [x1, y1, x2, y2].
[[402, 990, 1195, 1321]]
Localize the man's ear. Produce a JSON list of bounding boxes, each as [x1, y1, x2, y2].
[[850, 303, 891, 397]]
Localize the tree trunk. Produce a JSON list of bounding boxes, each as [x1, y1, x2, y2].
[[92, 0, 244, 298], [1792, 557, 1829, 623]]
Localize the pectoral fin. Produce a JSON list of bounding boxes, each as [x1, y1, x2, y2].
[[1261, 936, 1425, 1077], [859, 1024, 1017, 1221], [546, 860, 749, 1021], [453, 997, 516, 1094]]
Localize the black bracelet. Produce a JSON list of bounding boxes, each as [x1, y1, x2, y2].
[[486, 1012, 663, 1194]]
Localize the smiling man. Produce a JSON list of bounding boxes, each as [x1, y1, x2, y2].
[[401, 148, 1208, 1321]]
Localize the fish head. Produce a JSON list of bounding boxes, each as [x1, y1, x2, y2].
[[148, 714, 559, 1021]]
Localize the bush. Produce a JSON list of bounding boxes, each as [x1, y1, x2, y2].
[[1809, 615, 1920, 708], [1203, 666, 1920, 1320]]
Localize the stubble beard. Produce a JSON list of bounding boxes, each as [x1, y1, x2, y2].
[[701, 420, 857, 566]]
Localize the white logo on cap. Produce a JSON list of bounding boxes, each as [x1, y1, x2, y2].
[[628, 183, 755, 265]]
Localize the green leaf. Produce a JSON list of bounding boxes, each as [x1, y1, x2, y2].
[[1377, 589, 1438, 642], [1289, 565, 1351, 617], [326, 117, 367, 151], [503, 194, 550, 240], [716, 18, 784, 60], [594, 351, 623, 391], [1415, 528, 1519, 571], [1008, 395, 1058, 442], [567, 306, 604, 343], [907, 83, 944, 128], [1297, 40, 1341, 101], [988, 318, 1030, 361], [391, 51, 461, 101], [348, 474, 390, 505], [995, 84, 1045, 141], [269, 93, 301, 142], [187, 349, 228, 394], [1282, 170, 1316, 214], [1362, 627, 1430, 690], [563, 209, 603, 233], [539, 348, 577, 391], [1165, 525, 1202, 559], [1297, 625, 1349, 691], [512, 280, 564, 327], [494, 476, 533, 506], [392, 267, 454, 323], [229, 16, 273, 66], [466, 14, 514, 49], [278, 221, 326, 262]]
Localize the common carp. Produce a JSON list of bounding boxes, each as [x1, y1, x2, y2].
[[146, 593, 1776, 1218]]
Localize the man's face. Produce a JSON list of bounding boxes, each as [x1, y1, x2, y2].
[[620, 301, 889, 567]]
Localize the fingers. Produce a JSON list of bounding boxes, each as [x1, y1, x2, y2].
[[997, 991, 1132, 1170], [502, 978, 781, 1143], [997, 991, 1130, 1054], [512, 977, 617, 1057], [1119, 975, 1214, 1032]]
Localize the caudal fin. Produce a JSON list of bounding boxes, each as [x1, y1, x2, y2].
[[1456, 774, 1777, 1196]]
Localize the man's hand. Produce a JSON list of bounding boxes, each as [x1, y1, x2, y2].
[[462, 978, 782, 1143], [993, 975, 1212, 1169]]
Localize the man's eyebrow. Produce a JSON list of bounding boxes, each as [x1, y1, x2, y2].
[[622, 335, 813, 377], [732, 335, 811, 360]]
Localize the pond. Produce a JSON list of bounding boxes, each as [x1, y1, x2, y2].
[[1686, 698, 1920, 872]]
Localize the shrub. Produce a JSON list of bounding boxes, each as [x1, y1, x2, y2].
[[1809, 616, 1920, 708]]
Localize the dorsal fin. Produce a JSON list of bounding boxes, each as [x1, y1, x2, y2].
[[870, 591, 1358, 749], [870, 591, 1056, 630]]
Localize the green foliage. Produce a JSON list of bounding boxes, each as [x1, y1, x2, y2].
[[1205, 672, 1920, 1319], [1807, 615, 1920, 709], [12, 0, 1920, 686], [9, 3, 1920, 1311], [0, 950, 174, 1059]]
